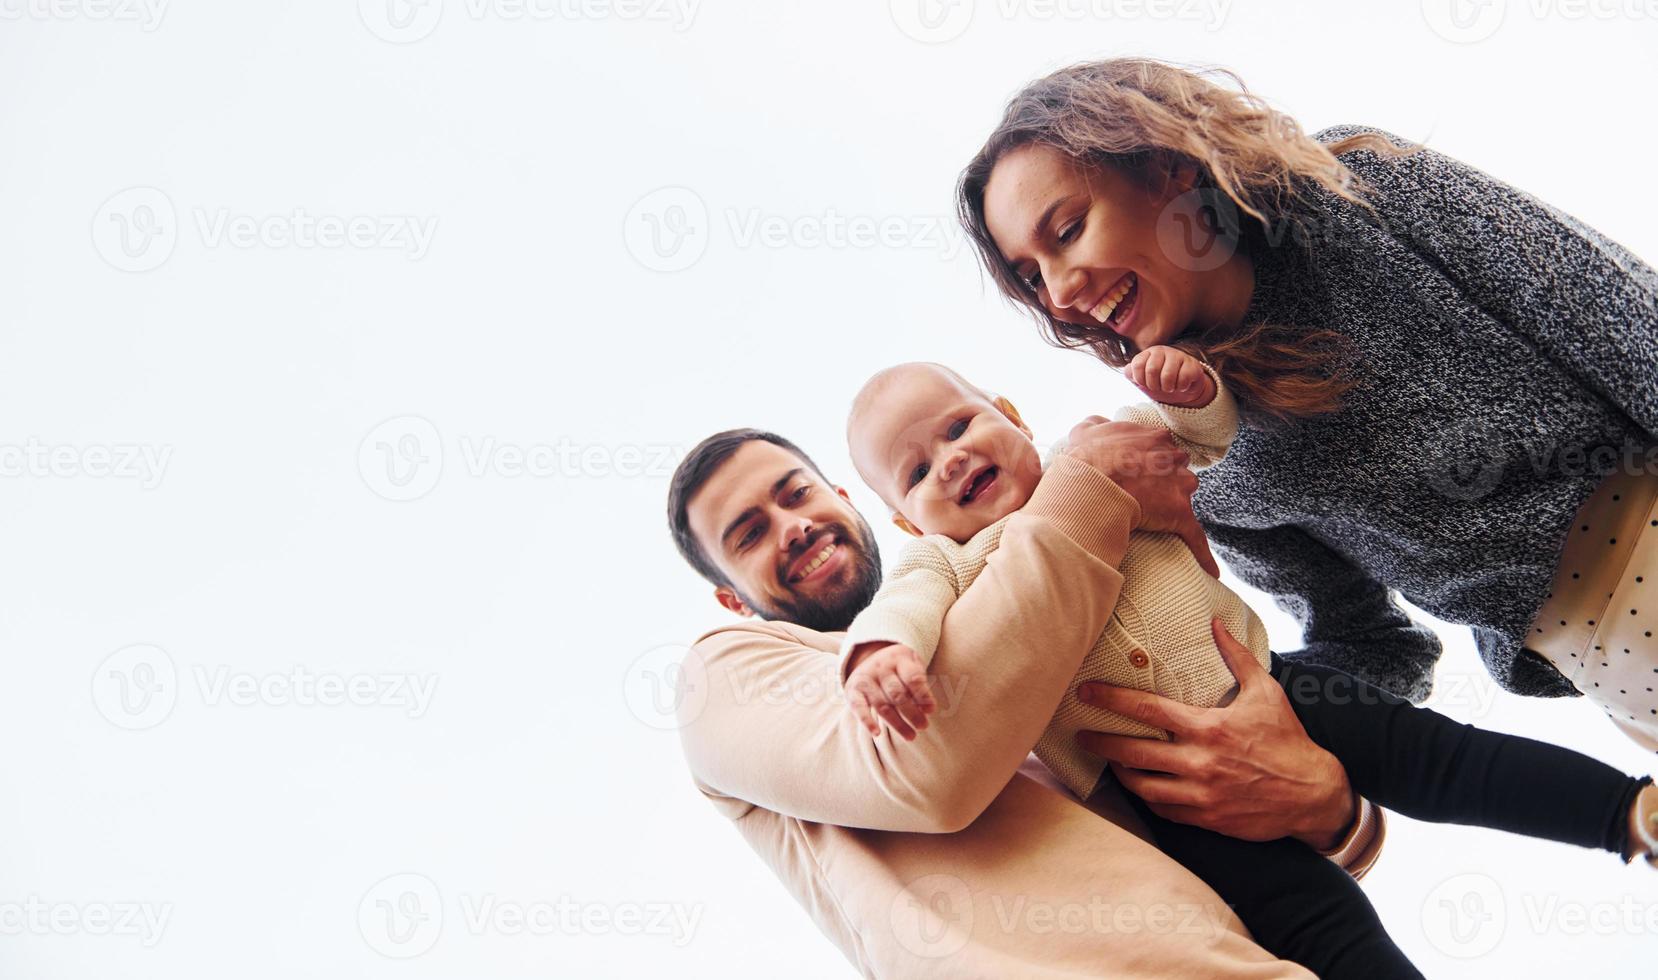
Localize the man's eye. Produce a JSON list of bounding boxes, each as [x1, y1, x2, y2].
[[738, 525, 760, 549], [947, 417, 970, 440], [907, 462, 929, 489], [789, 485, 809, 503]]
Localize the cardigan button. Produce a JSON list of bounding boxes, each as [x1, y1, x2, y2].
[[1128, 650, 1149, 669]]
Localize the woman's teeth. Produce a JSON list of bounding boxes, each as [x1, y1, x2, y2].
[[1089, 275, 1135, 323], [793, 540, 837, 582]]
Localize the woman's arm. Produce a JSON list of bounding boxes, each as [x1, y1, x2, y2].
[[1323, 124, 1658, 440], [1205, 520, 1444, 702]]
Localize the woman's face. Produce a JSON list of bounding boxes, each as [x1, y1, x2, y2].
[[982, 143, 1250, 352]]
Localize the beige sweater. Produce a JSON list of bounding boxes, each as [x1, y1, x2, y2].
[[679, 454, 1381, 979], [841, 373, 1269, 798]]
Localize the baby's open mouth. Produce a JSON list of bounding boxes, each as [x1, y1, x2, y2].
[[1089, 272, 1139, 329], [959, 465, 998, 505]]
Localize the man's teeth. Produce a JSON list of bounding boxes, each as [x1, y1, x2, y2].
[[794, 541, 837, 581], [1089, 276, 1134, 323]]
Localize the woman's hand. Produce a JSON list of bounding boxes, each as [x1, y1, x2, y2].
[[1061, 417, 1220, 577], [1074, 618, 1357, 849]]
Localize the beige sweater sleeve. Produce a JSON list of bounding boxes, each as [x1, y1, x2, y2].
[[1114, 362, 1238, 471], [837, 517, 1012, 681], [678, 454, 1139, 833]]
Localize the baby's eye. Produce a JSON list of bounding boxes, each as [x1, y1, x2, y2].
[[907, 461, 929, 489], [946, 417, 970, 440]]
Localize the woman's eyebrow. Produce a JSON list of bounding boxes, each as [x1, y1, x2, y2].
[[1028, 194, 1074, 245]]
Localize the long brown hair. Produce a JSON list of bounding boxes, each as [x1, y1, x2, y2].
[[957, 58, 1411, 422]]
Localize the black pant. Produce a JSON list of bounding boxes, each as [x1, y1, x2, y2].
[[1118, 654, 1649, 980]]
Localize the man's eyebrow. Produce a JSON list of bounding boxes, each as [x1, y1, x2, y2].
[[719, 468, 803, 549]]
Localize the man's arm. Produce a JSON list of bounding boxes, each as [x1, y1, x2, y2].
[[677, 454, 1138, 833]]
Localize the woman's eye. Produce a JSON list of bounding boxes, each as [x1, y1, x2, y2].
[[1057, 219, 1081, 244], [908, 462, 929, 488], [947, 417, 970, 440], [1020, 269, 1043, 292]]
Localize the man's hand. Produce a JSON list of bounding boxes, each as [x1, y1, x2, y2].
[[1073, 619, 1357, 849], [1061, 417, 1219, 578], [845, 642, 935, 740], [1126, 346, 1216, 408]]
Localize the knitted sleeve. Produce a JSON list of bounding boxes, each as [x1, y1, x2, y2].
[[1205, 520, 1444, 702], [1114, 362, 1238, 471], [1320, 124, 1658, 441], [837, 518, 1010, 683]]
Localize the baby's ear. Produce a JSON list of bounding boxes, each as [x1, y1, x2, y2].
[[891, 513, 924, 537], [990, 395, 1034, 440]]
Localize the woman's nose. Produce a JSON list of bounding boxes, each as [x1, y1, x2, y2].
[[1045, 264, 1087, 312]]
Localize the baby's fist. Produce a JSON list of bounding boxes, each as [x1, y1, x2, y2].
[[1127, 346, 1215, 408], [845, 642, 935, 740]]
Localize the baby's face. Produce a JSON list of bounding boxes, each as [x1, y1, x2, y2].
[[849, 366, 1043, 543]]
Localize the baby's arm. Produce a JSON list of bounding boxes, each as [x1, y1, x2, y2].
[[1120, 346, 1238, 470], [840, 519, 1010, 738]]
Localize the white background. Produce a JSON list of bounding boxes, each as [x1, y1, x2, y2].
[[2, 0, 1655, 976]]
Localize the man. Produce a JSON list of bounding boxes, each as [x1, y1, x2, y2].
[[666, 418, 1381, 978]]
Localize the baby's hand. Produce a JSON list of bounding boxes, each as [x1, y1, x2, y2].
[[845, 642, 935, 740], [1127, 346, 1215, 408]]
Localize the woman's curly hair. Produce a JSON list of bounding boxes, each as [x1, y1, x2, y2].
[[958, 58, 1413, 422]]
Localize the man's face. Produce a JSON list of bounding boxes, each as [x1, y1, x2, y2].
[[686, 440, 881, 633]]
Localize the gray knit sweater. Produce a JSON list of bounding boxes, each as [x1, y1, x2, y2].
[[1193, 125, 1658, 702]]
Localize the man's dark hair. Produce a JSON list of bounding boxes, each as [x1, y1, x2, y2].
[[667, 428, 831, 587]]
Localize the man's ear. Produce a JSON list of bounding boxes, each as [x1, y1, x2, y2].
[[834, 485, 852, 504], [714, 586, 755, 618], [892, 513, 923, 537], [990, 395, 1034, 440]]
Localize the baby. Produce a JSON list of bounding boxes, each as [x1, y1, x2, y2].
[[840, 346, 1255, 797], [840, 347, 1658, 975]]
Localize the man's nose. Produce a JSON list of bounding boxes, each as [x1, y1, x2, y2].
[[778, 512, 813, 552]]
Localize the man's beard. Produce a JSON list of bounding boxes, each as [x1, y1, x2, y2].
[[735, 518, 883, 633]]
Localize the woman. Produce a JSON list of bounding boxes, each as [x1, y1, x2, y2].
[[956, 58, 1658, 752]]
